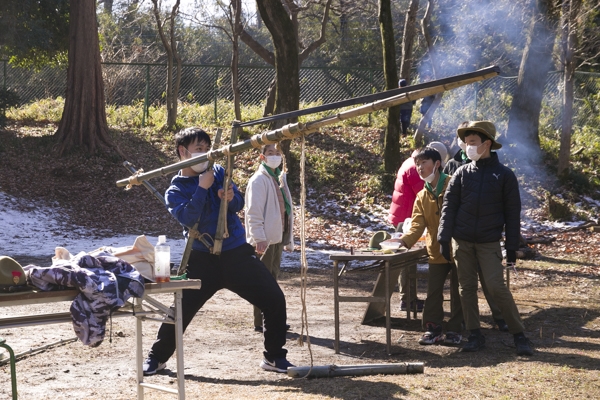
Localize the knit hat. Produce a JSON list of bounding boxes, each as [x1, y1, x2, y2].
[[427, 141, 449, 168], [456, 121, 502, 150], [0, 256, 27, 292]]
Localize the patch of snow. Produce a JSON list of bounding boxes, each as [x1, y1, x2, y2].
[[0, 191, 334, 269]]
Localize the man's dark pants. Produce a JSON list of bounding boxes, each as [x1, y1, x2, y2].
[[148, 243, 288, 362]]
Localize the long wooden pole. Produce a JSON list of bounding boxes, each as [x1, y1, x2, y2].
[[116, 66, 500, 188]]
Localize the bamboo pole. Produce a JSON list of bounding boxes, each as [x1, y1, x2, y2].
[[212, 125, 239, 255], [116, 66, 500, 188], [121, 160, 214, 261], [287, 362, 424, 378], [123, 161, 165, 205]]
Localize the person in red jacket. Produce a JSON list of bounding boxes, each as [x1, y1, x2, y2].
[[388, 150, 424, 311], [388, 142, 448, 311]]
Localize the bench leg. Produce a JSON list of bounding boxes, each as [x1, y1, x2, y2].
[[0, 338, 18, 400]]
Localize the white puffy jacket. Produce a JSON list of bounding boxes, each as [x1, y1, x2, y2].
[[245, 164, 294, 251]]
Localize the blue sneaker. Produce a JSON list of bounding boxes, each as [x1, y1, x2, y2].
[[143, 356, 166, 376], [260, 357, 295, 373]]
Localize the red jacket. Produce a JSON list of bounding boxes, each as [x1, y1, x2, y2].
[[388, 151, 424, 228]]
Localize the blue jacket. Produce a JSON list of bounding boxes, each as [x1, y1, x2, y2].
[[438, 152, 521, 251], [165, 164, 246, 252]]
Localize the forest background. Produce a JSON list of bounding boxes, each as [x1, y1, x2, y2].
[[1, 1, 600, 399]]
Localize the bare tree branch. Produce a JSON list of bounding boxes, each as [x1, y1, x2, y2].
[[299, 0, 333, 62]]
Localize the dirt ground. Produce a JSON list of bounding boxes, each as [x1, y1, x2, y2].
[[1, 247, 599, 400]]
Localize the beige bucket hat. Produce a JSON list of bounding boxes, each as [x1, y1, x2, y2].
[[456, 121, 502, 150]]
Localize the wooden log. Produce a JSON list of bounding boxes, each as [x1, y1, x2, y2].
[[116, 66, 500, 188], [287, 362, 425, 378]]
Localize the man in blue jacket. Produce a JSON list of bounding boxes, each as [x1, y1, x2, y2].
[[438, 121, 533, 356], [143, 127, 293, 375]]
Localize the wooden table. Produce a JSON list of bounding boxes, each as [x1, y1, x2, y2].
[[0, 280, 201, 400], [330, 247, 428, 355]]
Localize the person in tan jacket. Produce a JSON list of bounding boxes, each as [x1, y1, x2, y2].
[[395, 146, 464, 345]]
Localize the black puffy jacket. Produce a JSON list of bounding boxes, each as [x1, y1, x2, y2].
[[437, 152, 521, 251]]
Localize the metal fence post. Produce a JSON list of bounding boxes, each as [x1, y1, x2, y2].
[[214, 66, 219, 121], [142, 64, 150, 127], [473, 82, 479, 119], [369, 68, 373, 125]]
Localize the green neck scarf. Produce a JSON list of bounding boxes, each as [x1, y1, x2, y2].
[[461, 150, 469, 162], [425, 172, 448, 197], [262, 162, 291, 215]]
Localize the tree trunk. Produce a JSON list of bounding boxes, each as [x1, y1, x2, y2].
[[55, 0, 118, 156], [506, 0, 558, 159], [152, 0, 181, 131], [231, 0, 242, 121], [379, 0, 401, 174], [558, 0, 581, 175], [399, 0, 420, 81], [103, 0, 114, 14], [255, 0, 300, 172]]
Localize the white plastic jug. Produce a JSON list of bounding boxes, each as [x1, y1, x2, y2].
[[154, 235, 170, 283]]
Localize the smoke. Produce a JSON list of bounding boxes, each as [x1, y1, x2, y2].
[[418, 0, 559, 208]]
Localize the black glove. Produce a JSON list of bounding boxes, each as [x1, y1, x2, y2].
[[439, 241, 451, 262], [506, 249, 517, 264]]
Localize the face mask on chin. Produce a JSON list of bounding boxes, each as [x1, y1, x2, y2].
[[421, 170, 436, 183], [190, 152, 208, 173], [419, 162, 439, 183], [264, 155, 282, 170], [466, 143, 484, 161]]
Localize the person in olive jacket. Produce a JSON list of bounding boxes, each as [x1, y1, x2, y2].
[[437, 121, 533, 356]]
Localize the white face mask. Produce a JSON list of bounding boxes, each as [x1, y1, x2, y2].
[[466, 144, 484, 161], [418, 161, 439, 183], [421, 170, 436, 183], [190, 152, 208, 173], [264, 155, 282, 170]]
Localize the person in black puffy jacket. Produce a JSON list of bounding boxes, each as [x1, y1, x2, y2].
[[437, 121, 533, 356]]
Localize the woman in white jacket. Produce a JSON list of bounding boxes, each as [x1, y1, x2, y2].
[[245, 144, 294, 332]]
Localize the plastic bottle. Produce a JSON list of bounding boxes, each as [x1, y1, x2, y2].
[[154, 235, 171, 283]]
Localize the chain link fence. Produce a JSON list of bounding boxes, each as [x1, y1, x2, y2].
[[2, 60, 598, 132]]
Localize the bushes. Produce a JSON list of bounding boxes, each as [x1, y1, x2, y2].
[[0, 88, 20, 126]]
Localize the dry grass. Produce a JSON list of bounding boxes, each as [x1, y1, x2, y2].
[[2, 253, 599, 399]]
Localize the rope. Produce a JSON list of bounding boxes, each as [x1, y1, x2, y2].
[[298, 133, 314, 377], [124, 168, 144, 190], [281, 125, 295, 139], [206, 150, 217, 161], [222, 144, 233, 156], [259, 242, 271, 261], [188, 228, 214, 246]]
